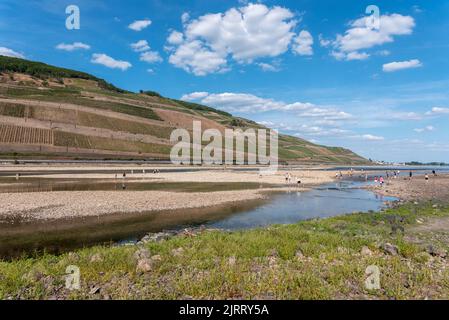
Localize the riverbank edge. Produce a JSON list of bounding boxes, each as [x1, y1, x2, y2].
[[0, 201, 448, 300]]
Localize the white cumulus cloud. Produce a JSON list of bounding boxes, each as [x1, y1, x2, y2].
[[0, 47, 25, 58], [383, 59, 422, 72], [414, 126, 435, 133], [292, 30, 314, 56], [130, 40, 150, 52], [361, 134, 385, 141], [56, 42, 90, 51], [140, 50, 163, 63], [166, 3, 298, 75], [329, 13, 415, 61], [345, 51, 369, 61], [257, 62, 280, 72], [179, 92, 350, 122], [167, 31, 184, 45], [426, 107, 449, 115], [181, 92, 210, 101], [91, 53, 132, 71], [128, 19, 152, 31]]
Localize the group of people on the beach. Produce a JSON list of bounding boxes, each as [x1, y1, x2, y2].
[[373, 169, 438, 185], [285, 172, 301, 187]]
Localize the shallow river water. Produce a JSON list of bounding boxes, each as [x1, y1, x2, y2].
[[0, 177, 397, 258]]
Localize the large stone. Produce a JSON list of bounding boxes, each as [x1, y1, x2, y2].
[[133, 248, 151, 261], [295, 249, 304, 259], [141, 232, 173, 243], [382, 243, 399, 256], [136, 258, 152, 273], [426, 245, 447, 258]]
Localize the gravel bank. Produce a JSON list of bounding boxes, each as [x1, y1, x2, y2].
[[0, 189, 268, 221], [368, 174, 449, 202]]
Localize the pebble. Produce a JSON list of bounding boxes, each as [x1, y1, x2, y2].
[[90, 253, 103, 263], [361, 246, 373, 256], [171, 247, 184, 257]]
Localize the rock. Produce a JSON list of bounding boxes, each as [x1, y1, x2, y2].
[[361, 246, 373, 256], [89, 286, 101, 295], [142, 232, 173, 243], [337, 247, 349, 254], [268, 256, 277, 267], [151, 254, 162, 262], [90, 253, 103, 263], [181, 229, 196, 237], [133, 248, 151, 261], [295, 249, 304, 259], [426, 245, 447, 258], [432, 204, 438, 209], [416, 218, 424, 224], [171, 247, 184, 257], [382, 243, 399, 256], [136, 258, 152, 273], [68, 252, 80, 261], [228, 256, 236, 266]]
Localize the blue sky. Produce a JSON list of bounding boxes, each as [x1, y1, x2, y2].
[[1, 0, 449, 162]]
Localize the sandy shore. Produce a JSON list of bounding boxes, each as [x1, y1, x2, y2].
[[0, 189, 271, 221], [368, 174, 449, 202]]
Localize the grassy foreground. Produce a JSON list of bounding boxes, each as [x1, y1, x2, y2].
[[0, 202, 448, 300]]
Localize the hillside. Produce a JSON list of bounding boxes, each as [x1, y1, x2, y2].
[[0, 56, 368, 164]]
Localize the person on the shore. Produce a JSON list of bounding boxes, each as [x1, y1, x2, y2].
[[379, 176, 384, 186], [425, 174, 429, 182], [374, 176, 378, 184], [409, 171, 413, 180], [432, 170, 437, 177]]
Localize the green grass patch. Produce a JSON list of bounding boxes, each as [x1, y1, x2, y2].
[[0, 203, 447, 299]]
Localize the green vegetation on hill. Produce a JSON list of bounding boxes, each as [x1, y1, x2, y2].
[[0, 55, 127, 93], [171, 99, 233, 118], [139, 90, 162, 98]]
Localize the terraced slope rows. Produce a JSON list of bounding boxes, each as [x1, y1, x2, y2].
[[0, 56, 369, 164], [0, 124, 53, 145]]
